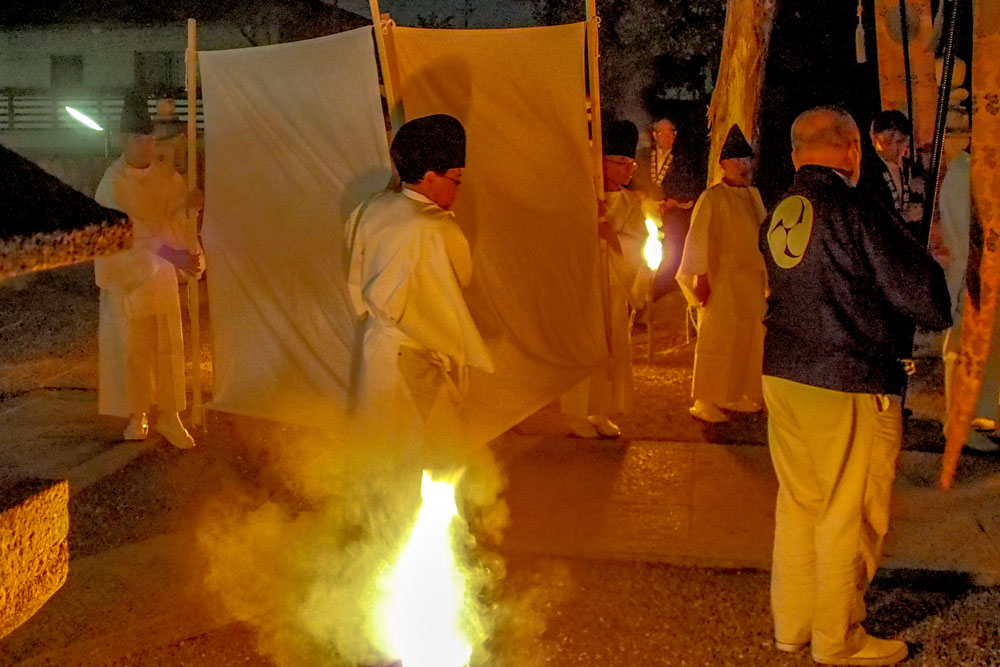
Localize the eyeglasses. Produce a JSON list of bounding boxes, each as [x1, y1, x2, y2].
[[438, 172, 462, 186]]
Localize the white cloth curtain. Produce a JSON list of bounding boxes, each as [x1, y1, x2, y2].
[[391, 24, 608, 444], [200, 29, 391, 426], [200, 24, 606, 444]]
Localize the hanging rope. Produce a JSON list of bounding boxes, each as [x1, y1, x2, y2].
[[856, 0, 867, 63], [921, 0, 962, 246], [899, 0, 917, 164]]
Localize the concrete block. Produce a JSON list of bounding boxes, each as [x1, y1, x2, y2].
[[0, 478, 69, 640]]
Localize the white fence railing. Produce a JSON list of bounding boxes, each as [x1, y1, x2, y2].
[[0, 92, 203, 132]]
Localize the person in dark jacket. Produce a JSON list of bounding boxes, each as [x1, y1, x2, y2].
[[858, 109, 920, 228], [759, 106, 951, 666]]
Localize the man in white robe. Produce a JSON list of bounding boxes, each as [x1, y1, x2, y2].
[[346, 114, 493, 442], [561, 120, 652, 438], [676, 125, 767, 423], [94, 90, 203, 449]]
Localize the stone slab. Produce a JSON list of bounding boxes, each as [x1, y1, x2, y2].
[[498, 436, 1000, 578], [0, 478, 69, 640]]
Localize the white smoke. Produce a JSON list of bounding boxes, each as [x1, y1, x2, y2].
[[196, 418, 510, 666]]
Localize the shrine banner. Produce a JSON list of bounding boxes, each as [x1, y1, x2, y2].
[[874, 0, 938, 150], [706, 0, 779, 185], [942, 2, 1000, 488]]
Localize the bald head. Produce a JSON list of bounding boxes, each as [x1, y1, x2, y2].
[[790, 106, 862, 183]]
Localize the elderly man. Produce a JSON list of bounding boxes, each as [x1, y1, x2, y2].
[[632, 115, 696, 288], [346, 114, 493, 438], [676, 125, 767, 423], [94, 89, 202, 450], [632, 116, 693, 216], [760, 106, 951, 665]]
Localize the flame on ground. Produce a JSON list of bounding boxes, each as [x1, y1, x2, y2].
[[374, 470, 477, 667]]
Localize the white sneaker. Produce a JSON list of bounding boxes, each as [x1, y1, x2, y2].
[[588, 415, 621, 438], [564, 414, 599, 438], [689, 400, 728, 423], [965, 431, 1000, 452], [155, 413, 196, 449], [722, 398, 763, 413], [123, 413, 149, 441], [774, 640, 808, 653], [813, 636, 908, 665]]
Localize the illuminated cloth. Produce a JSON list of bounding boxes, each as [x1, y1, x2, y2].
[[390, 24, 607, 444], [873, 0, 937, 147], [943, 5, 1000, 486], [938, 152, 1000, 423], [677, 181, 767, 405], [199, 29, 392, 426], [705, 0, 778, 183]]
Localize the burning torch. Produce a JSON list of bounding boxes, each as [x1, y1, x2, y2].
[[643, 217, 663, 363]]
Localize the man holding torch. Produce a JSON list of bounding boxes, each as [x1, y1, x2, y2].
[[561, 119, 652, 438]]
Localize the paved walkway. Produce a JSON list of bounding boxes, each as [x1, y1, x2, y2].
[[495, 434, 1000, 581], [2, 386, 999, 665], [4, 388, 999, 582]]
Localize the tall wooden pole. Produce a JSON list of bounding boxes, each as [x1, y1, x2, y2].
[[370, 0, 404, 132], [586, 1, 603, 196], [586, 0, 613, 361], [186, 18, 202, 427], [647, 276, 655, 363], [898, 0, 917, 161]]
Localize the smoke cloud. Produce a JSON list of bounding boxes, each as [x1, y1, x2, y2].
[[196, 417, 510, 666]]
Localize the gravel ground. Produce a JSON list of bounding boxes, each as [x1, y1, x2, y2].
[[51, 437, 1000, 666], [498, 558, 1000, 666], [3, 265, 999, 665]]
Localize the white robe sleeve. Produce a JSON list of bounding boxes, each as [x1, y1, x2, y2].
[[93, 164, 160, 293], [938, 152, 971, 314], [675, 188, 713, 306], [394, 218, 493, 374]]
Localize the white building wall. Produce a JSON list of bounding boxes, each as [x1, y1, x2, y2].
[[0, 22, 258, 91], [0, 21, 268, 192]]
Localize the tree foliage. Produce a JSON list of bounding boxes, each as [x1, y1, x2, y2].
[[521, 0, 727, 114], [416, 12, 457, 29]]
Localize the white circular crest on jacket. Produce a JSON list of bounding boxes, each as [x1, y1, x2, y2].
[[767, 195, 814, 269]]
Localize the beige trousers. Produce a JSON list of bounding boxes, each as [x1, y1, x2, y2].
[[763, 375, 902, 659]]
